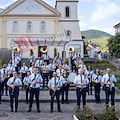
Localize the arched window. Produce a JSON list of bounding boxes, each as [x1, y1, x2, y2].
[[13, 21, 18, 31], [66, 30, 71, 38], [27, 21, 32, 31], [65, 6, 69, 17], [41, 21, 45, 31]]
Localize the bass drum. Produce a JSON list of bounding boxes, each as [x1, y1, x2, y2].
[[69, 72, 77, 83]]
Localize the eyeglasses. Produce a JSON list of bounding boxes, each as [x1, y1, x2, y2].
[[53, 74, 57, 75]]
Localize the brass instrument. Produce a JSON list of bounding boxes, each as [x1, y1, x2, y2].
[[54, 59, 59, 65], [49, 64, 53, 70], [13, 47, 19, 53], [75, 58, 81, 66], [40, 47, 47, 53], [68, 46, 75, 53], [3, 70, 9, 80]]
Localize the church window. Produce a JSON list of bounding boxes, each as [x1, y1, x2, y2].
[[66, 30, 71, 38], [27, 21, 32, 31], [13, 21, 18, 31], [41, 21, 45, 31], [65, 6, 69, 17]]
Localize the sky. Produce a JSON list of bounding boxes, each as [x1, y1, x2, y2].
[[0, 0, 120, 35]]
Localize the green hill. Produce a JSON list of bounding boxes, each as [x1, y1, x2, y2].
[[81, 29, 112, 40]]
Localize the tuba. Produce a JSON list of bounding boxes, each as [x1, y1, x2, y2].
[[40, 47, 47, 53], [13, 47, 19, 53], [68, 46, 75, 53]]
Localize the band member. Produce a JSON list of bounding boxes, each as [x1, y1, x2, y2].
[[15, 54, 21, 74], [60, 69, 70, 104], [18, 51, 23, 69], [57, 52, 62, 61], [56, 64, 64, 78], [41, 61, 50, 88], [54, 56, 61, 70], [85, 65, 94, 95], [20, 63, 28, 89], [7, 62, 15, 78], [29, 53, 36, 67], [0, 64, 8, 96], [23, 71, 31, 104], [62, 61, 69, 71], [35, 56, 43, 68], [92, 68, 102, 103], [43, 52, 50, 64], [29, 62, 35, 74], [74, 69, 89, 109], [49, 59, 56, 79], [78, 61, 87, 73], [101, 68, 117, 110], [48, 72, 62, 113], [0, 73, 3, 104], [7, 71, 22, 112], [7, 58, 15, 68], [27, 67, 43, 112]]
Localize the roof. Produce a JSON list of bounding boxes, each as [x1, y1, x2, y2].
[[86, 46, 92, 50], [13, 39, 70, 47], [113, 23, 120, 28]]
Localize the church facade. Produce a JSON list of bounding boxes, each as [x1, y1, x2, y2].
[[0, 0, 84, 58]]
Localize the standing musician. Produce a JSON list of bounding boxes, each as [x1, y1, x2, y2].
[[7, 62, 15, 78], [101, 68, 117, 110], [48, 72, 62, 113], [60, 69, 70, 104], [56, 64, 64, 78], [62, 61, 69, 72], [0, 64, 8, 96], [41, 61, 50, 88], [29, 62, 35, 74], [0, 73, 3, 104], [23, 71, 31, 104], [29, 53, 36, 67], [43, 52, 50, 65], [74, 69, 89, 109], [57, 52, 62, 61], [7, 71, 22, 112], [15, 54, 20, 74], [49, 59, 56, 79], [92, 68, 102, 103], [18, 51, 23, 68], [54, 56, 61, 70], [7, 58, 15, 68], [27, 67, 43, 112], [71, 51, 76, 72], [20, 63, 28, 89], [85, 65, 94, 95], [78, 61, 87, 73]]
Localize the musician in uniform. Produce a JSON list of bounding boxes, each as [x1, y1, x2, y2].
[[29, 53, 36, 67], [0, 73, 3, 104], [7, 62, 15, 78], [7, 71, 22, 112], [92, 68, 102, 103], [49, 59, 56, 79], [78, 61, 87, 73], [62, 61, 69, 71], [18, 51, 23, 68], [57, 52, 62, 61], [101, 68, 117, 110], [15, 54, 20, 74], [23, 71, 31, 104], [20, 62, 28, 89], [85, 65, 94, 95], [29, 62, 35, 74], [43, 52, 50, 65], [7, 58, 15, 68], [60, 69, 70, 104], [0, 64, 8, 96], [27, 67, 43, 112], [41, 61, 50, 88], [74, 69, 89, 109], [54, 56, 61, 70], [48, 72, 62, 113], [56, 64, 64, 78], [71, 51, 76, 72]]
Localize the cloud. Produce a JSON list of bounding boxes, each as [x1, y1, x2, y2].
[[91, 1, 120, 23]]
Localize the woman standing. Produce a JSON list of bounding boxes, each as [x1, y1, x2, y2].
[[92, 68, 102, 103], [60, 69, 70, 104]]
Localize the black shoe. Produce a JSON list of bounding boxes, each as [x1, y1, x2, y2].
[[58, 109, 62, 113], [61, 101, 64, 104], [50, 110, 53, 113], [37, 110, 41, 113], [6, 94, 8, 96], [27, 109, 31, 112], [11, 110, 13, 112]]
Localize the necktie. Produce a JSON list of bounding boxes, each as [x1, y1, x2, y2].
[[108, 74, 110, 82], [34, 74, 37, 88], [60, 69, 61, 74], [46, 54, 47, 59], [24, 66, 25, 71], [39, 60, 40, 66], [4, 69, 5, 74], [81, 75, 82, 83], [55, 77, 56, 87], [13, 77, 16, 85]]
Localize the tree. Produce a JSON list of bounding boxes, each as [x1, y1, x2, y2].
[[107, 33, 120, 58]]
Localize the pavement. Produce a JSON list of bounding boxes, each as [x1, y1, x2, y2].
[[0, 85, 120, 120]]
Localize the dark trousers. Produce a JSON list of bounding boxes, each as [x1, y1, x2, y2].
[[50, 90, 60, 110], [22, 73, 27, 88], [105, 87, 115, 107], [71, 60, 76, 72], [2, 78, 8, 95], [76, 87, 87, 108], [94, 83, 100, 102], [9, 86, 19, 111], [0, 82, 2, 103], [88, 82, 93, 95], [49, 71, 53, 79], [61, 84, 69, 102], [25, 85, 29, 103], [15, 64, 19, 74], [42, 73, 49, 88], [29, 88, 40, 110]]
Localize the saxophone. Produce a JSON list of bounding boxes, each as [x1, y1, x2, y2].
[[49, 64, 52, 70], [3, 70, 9, 80]]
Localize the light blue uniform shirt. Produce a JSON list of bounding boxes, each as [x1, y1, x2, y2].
[[60, 76, 70, 84], [92, 73, 102, 82], [48, 77, 62, 90], [0, 75, 3, 82], [7, 77, 22, 85], [23, 76, 30, 83], [78, 65, 87, 72], [7, 66, 15, 75], [56, 68, 63, 75], [28, 73, 43, 88], [44, 54, 50, 60], [102, 74, 117, 88], [85, 70, 94, 76], [30, 56, 36, 63], [54, 58, 61, 64], [29, 67, 34, 74], [19, 54, 23, 60], [35, 60, 44, 67], [58, 55, 62, 61], [20, 66, 28, 73], [42, 65, 50, 73], [0, 68, 7, 76], [62, 64, 69, 70], [74, 75, 89, 88], [49, 64, 56, 71]]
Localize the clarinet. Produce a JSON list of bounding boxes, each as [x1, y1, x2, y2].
[[107, 74, 112, 91], [11, 77, 16, 97]]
